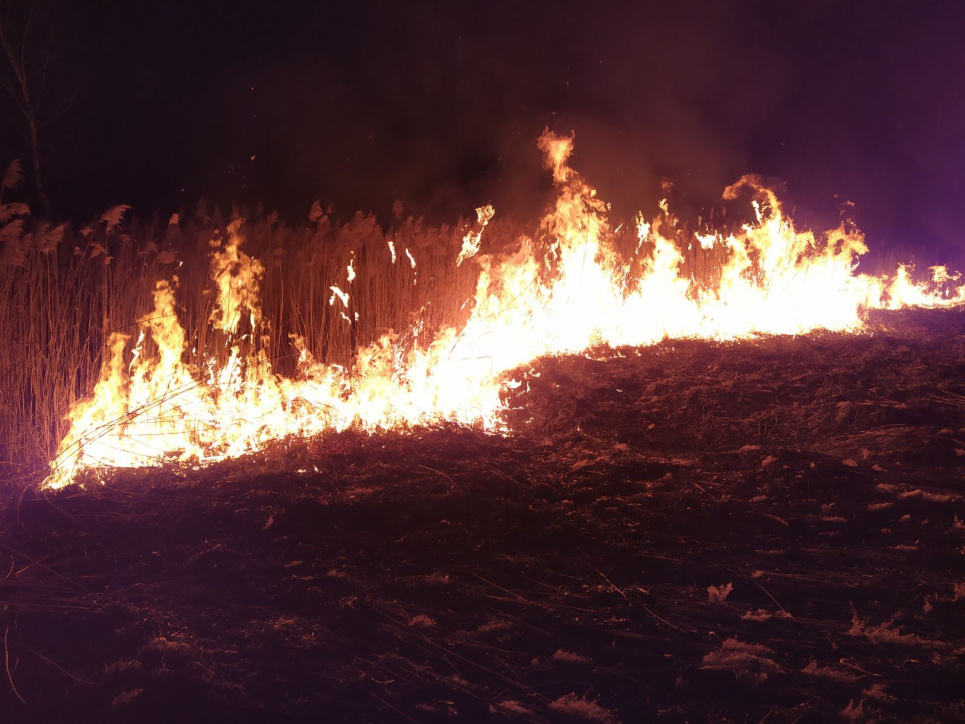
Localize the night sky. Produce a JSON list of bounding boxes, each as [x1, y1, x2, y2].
[[2, 0, 964, 257]]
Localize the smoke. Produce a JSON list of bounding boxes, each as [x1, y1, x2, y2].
[[4, 0, 964, 259], [191, 0, 797, 229]]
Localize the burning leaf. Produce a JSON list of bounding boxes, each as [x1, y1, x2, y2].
[[329, 285, 349, 308], [457, 204, 495, 266], [208, 220, 264, 334]]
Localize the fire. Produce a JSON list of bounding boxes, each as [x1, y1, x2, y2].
[[43, 131, 965, 489]]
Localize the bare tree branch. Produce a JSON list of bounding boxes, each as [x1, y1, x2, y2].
[[0, 0, 53, 216]]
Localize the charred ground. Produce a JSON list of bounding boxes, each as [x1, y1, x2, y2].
[[2, 309, 964, 723]]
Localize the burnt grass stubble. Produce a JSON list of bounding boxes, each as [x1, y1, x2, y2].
[[1, 309, 964, 723]]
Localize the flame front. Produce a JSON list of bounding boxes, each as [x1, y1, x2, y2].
[[44, 131, 965, 489]]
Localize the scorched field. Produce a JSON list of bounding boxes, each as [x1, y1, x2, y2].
[[1, 307, 964, 723]]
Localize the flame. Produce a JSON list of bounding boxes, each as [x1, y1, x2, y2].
[[457, 204, 496, 266], [44, 131, 965, 489]]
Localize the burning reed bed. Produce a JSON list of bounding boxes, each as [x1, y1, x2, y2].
[[3, 131, 964, 488], [0, 197, 956, 488], [0, 199, 498, 482]]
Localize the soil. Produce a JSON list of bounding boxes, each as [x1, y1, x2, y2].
[[2, 308, 964, 723]]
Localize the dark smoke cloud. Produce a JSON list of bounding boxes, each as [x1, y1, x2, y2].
[[2, 0, 964, 259]]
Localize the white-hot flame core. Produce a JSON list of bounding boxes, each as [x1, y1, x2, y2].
[[43, 131, 965, 489]]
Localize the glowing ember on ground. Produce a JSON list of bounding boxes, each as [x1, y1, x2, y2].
[[43, 132, 965, 489]]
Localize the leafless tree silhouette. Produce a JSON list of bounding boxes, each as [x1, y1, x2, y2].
[[0, 0, 71, 216]]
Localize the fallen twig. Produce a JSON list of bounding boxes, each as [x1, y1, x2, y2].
[[26, 647, 95, 684], [0, 541, 94, 593], [595, 568, 628, 599]]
